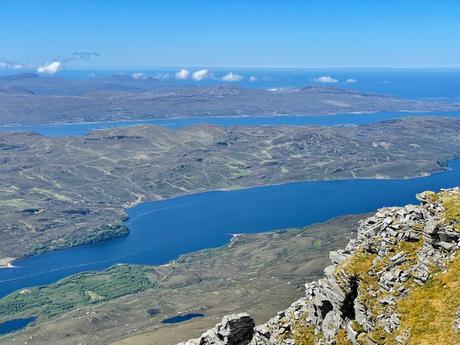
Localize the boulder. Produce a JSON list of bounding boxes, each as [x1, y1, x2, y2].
[[179, 313, 255, 345]]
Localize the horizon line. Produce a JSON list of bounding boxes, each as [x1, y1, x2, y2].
[[3, 66, 460, 72], [63, 66, 460, 70]]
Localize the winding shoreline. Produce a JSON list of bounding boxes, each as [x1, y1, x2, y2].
[[2, 116, 460, 267], [1, 158, 456, 265], [1, 109, 458, 130]]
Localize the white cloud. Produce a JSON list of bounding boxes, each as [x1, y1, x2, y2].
[[154, 73, 170, 80], [37, 61, 63, 75], [0, 58, 26, 69], [131, 72, 146, 80], [222, 72, 243, 82], [249, 76, 257, 82], [346, 78, 358, 83], [175, 68, 190, 80], [36, 52, 99, 75], [192, 69, 211, 81], [314, 76, 339, 83], [1, 52, 99, 74]]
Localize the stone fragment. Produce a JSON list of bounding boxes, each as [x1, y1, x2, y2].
[[321, 310, 342, 341], [389, 252, 405, 262], [354, 301, 371, 332], [453, 307, 460, 332], [346, 322, 359, 345], [439, 241, 455, 251], [329, 250, 349, 265]]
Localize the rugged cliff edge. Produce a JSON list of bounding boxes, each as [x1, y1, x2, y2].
[[179, 188, 460, 345]]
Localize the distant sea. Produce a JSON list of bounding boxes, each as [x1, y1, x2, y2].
[[1, 68, 460, 101]]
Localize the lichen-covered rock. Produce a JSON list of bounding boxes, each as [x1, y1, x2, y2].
[[179, 188, 460, 345], [178, 313, 255, 345]]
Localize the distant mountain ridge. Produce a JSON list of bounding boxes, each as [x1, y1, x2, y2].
[[0, 73, 459, 125], [0, 72, 41, 81]]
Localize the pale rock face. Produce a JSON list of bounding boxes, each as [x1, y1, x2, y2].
[[321, 309, 343, 341], [178, 313, 255, 345], [179, 188, 460, 345], [346, 321, 359, 344]]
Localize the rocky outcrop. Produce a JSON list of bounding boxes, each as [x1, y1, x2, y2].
[[180, 188, 460, 344], [178, 313, 255, 345]]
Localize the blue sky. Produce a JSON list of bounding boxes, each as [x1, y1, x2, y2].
[[1, 0, 460, 69]]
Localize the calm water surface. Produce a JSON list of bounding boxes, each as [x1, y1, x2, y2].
[[1, 159, 460, 298], [0, 317, 37, 336], [161, 313, 205, 324], [1, 111, 460, 137]]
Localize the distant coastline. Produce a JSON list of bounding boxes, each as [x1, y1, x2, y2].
[[0, 109, 452, 129], [0, 111, 381, 129]]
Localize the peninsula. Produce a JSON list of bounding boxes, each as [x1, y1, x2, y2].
[[1, 117, 460, 260], [0, 74, 459, 125]]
